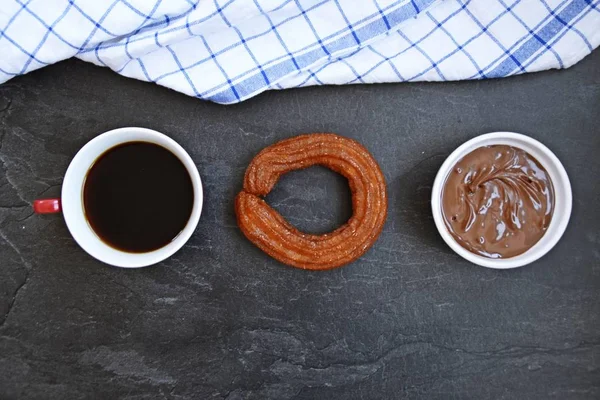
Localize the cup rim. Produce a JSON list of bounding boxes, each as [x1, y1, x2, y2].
[[431, 132, 572, 269], [61, 127, 203, 268]]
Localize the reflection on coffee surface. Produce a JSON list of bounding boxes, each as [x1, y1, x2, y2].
[[442, 145, 554, 259], [83, 142, 194, 253]]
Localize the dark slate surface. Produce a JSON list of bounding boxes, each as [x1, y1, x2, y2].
[[0, 50, 599, 400]]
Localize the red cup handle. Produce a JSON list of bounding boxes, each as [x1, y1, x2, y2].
[[34, 198, 62, 214]]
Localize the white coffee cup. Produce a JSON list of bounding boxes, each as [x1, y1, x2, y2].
[[431, 132, 572, 269], [34, 127, 203, 268]]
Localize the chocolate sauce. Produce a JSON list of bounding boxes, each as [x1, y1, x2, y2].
[[441, 145, 554, 258]]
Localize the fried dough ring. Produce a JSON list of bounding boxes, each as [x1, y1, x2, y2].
[[235, 133, 388, 270]]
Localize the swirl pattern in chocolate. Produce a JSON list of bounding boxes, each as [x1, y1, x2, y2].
[[442, 145, 554, 259]]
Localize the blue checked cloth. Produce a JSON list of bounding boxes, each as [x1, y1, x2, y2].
[[1, 0, 599, 104]]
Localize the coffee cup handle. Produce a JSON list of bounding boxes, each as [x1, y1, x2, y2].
[[33, 198, 62, 214]]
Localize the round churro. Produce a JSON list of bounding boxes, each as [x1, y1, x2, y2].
[[235, 133, 387, 270]]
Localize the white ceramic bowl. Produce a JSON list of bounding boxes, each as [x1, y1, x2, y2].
[[61, 127, 203, 268], [431, 132, 572, 269]]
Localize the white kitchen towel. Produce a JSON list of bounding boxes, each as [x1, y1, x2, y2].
[[0, 0, 598, 104]]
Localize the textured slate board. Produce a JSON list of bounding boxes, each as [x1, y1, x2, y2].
[[0, 51, 599, 399]]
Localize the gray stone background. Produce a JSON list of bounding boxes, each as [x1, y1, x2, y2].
[[0, 50, 599, 399]]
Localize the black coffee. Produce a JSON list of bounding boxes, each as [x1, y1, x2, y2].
[[83, 142, 194, 253]]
